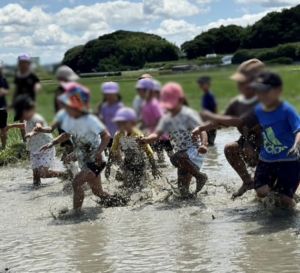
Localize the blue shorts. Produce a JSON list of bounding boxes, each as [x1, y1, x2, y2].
[[254, 160, 300, 198]]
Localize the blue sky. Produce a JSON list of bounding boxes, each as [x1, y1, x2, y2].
[[0, 0, 297, 64]]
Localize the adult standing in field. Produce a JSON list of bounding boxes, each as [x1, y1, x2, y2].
[[53, 65, 79, 153], [0, 60, 10, 149], [133, 74, 153, 120], [12, 54, 41, 139], [201, 59, 265, 199]]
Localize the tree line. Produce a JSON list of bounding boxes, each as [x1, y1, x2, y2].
[[62, 4, 300, 72]]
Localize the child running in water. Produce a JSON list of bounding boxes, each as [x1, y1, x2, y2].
[[98, 82, 124, 148], [40, 82, 110, 212], [6, 95, 69, 187], [137, 83, 208, 199], [193, 71, 300, 208], [138, 78, 173, 163], [105, 107, 161, 188]]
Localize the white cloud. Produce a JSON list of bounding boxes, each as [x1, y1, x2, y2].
[[143, 0, 210, 18], [149, 7, 285, 45], [235, 0, 298, 7]]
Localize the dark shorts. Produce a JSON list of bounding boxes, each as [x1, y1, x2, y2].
[[254, 160, 300, 198], [0, 109, 8, 129], [151, 140, 173, 152], [86, 162, 106, 177], [58, 127, 73, 148]]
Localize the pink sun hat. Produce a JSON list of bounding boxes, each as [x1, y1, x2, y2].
[[160, 82, 185, 110]]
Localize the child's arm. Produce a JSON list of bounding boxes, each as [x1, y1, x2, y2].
[[40, 133, 72, 152], [197, 131, 209, 154], [136, 131, 164, 144], [105, 133, 122, 179], [5, 123, 25, 131], [34, 121, 58, 134], [288, 132, 300, 159], [95, 130, 111, 165]]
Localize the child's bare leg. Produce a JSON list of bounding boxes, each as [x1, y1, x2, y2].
[[280, 194, 296, 208], [178, 169, 193, 197], [1, 129, 7, 149], [171, 151, 207, 194], [89, 176, 108, 198], [72, 168, 96, 209], [33, 169, 41, 186], [256, 185, 270, 198], [224, 142, 254, 198]]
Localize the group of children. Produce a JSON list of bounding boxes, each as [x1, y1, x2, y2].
[[2, 55, 300, 215]]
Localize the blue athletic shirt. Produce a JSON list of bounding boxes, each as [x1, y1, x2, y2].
[[202, 91, 217, 113], [255, 102, 300, 162]]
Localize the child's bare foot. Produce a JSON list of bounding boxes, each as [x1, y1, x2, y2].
[[231, 181, 254, 200], [58, 208, 83, 219], [195, 172, 208, 194]]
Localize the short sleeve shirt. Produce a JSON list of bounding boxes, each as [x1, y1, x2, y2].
[[61, 114, 107, 169], [248, 102, 300, 162], [25, 114, 53, 153], [54, 109, 68, 126], [223, 95, 258, 118], [14, 72, 40, 101], [202, 91, 217, 113], [156, 106, 202, 153], [142, 98, 164, 133], [99, 101, 124, 138]]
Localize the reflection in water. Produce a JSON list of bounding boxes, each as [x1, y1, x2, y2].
[[1, 129, 300, 273]]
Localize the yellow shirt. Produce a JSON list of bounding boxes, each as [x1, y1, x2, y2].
[[111, 128, 155, 165]]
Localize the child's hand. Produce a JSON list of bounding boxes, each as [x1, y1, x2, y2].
[[287, 144, 300, 159], [24, 132, 35, 140], [95, 153, 103, 166], [34, 125, 43, 132], [152, 167, 162, 180], [136, 136, 147, 144], [40, 142, 54, 152], [198, 144, 208, 154], [191, 126, 204, 141]]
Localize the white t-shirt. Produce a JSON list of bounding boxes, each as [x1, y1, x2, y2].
[[156, 106, 205, 169], [25, 114, 53, 153], [55, 109, 68, 126], [61, 114, 107, 169]]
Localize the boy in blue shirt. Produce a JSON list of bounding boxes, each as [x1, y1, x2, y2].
[[193, 71, 300, 208], [198, 76, 218, 145]]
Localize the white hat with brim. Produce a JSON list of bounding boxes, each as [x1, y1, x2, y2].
[[56, 65, 79, 81]]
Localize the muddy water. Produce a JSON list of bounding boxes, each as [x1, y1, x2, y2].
[[1, 129, 300, 273]]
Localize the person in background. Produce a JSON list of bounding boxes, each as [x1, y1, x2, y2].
[[105, 107, 161, 188], [201, 59, 265, 199], [12, 54, 41, 139], [198, 76, 218, 146], [51, 65, 79, 154], [54, 65, 79, 113], [133, 74, 153, 120], [6, 95, 69, 187], [193, 71, 300, 208], [153, 80, 162, 100], [138, 78, 173, 163], [137, 83, 208, 199], [40, 82, 110, 214], [0, 60, 9, 149], [98, 82, 124, 148]]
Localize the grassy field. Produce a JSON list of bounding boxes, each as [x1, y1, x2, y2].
[[21, 65, 300, 123]]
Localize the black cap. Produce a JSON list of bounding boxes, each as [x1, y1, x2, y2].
[[197, 76, 211, 84], [250, 71, 282, 92], [14, 95, 35, 122]]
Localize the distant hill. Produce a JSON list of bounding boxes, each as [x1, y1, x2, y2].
[[62, 30, 179, 73], [182, 4, 300, 59]]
